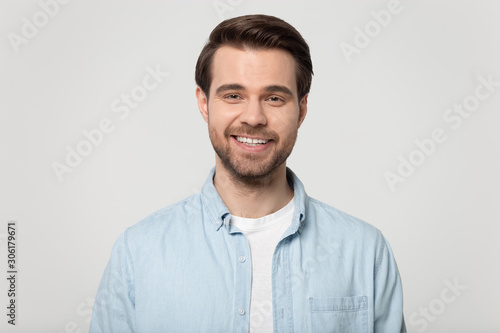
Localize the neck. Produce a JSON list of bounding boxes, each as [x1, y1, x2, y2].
[[213, 159, 294, 218]]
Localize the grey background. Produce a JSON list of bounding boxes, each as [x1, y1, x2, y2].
[[1, 0, 499, 332]]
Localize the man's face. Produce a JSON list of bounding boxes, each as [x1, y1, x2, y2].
[[196, 46, 308, 183]]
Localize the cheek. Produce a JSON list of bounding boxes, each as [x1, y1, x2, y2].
[[271, 116, 300, 135], [208, 101, 240, 125], [270, 105, 300, 124], [208, 113, 233, 139]]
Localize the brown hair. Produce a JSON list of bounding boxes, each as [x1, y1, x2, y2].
[[195, 14, 313, 101]]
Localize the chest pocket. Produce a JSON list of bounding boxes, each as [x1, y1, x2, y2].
[[309, 296, 368, 333]]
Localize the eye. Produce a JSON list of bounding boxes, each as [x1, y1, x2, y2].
[[267, 96, 285, 105], [223, 94, 243, 103]]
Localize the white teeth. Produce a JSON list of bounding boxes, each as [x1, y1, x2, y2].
[[235, 136, 269, 145]]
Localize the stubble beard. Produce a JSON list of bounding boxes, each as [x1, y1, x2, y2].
[[209, 124, 297, 187]]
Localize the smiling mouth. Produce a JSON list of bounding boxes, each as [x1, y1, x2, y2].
[[233, 136, 270, 146]]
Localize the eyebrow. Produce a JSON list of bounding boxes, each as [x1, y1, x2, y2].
[[264, 85, 294, 97], [215, 84, 245, 95], [215, 84, 294, 97]]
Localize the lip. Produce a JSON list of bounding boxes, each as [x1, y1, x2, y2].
[[231, 135, 273, 152]]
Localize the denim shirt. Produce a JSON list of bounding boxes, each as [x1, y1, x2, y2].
[[90, 168, 406, 332]]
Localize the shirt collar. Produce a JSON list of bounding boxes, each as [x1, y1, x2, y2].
[[200, 167, 309, 233], [286, 167, 308, 234]]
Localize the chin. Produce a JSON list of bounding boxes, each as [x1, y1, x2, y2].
[[223, 156, 286, 184]]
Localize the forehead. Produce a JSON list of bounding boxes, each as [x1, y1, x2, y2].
[[210, 46, 297, 95]]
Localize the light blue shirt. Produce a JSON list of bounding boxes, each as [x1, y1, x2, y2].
[[90, 167, 406, 332]]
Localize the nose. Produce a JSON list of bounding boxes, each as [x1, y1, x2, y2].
[[239, 99, 267, 127]]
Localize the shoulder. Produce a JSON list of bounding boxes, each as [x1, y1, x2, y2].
[[306, 197, 383, 242], [303, 197, 392, 269], [123, 193, 202, 243]]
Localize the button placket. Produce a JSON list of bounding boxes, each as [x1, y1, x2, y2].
[[232, 233, 251, 332]]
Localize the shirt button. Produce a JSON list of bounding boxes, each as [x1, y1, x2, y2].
[[238, 256, 246, 263], [238, 308, 245, 315]]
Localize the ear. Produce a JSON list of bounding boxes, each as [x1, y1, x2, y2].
[[196, 86, 209, 123], [298, 94, 308, 128]]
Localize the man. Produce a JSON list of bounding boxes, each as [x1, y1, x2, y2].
[[90, 14, 406, 332]]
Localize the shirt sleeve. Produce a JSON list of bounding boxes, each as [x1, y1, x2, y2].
[[89, 231, 136, 333], [374, 232, 407, 333]]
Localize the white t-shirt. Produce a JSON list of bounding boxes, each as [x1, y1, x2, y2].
[[230, 198, 294, 333]]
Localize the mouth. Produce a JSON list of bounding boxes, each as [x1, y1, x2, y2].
[[233, 136, 271, 147]]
